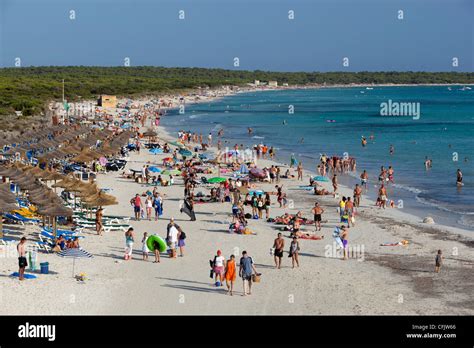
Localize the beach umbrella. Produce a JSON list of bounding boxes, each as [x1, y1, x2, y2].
[[162, 157, 173, 162], [313, 176, 329, 182], [249, 168, 266, 179], [82, 191, 118, 207], [149, 148, 163, 155], [239, 163, 249, 174], [207, 177, 227, 183], [179, 149, 192, 157], [37, 204, 73, 237], [0, 201, 18, 238], [57, 248, 93, 277], [198, 152, 215, 161], [148, 166, 161, 173], [71, 152, 94, 163], [169, 141, 185, 148], [161, 169, 181, 176], [99, 157, 107, 166]]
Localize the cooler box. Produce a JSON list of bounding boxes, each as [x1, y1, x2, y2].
[[40, 262, 49, 274]]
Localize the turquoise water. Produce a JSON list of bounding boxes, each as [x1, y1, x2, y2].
[[162, 86, 474, 230]]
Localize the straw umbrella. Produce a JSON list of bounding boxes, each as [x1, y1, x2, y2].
[[0, 201, 18, 238], [143, 129, 158, 146], [36, 204, 73, 237], [71, 151, 94, 164], [0, 183, 18, 238]]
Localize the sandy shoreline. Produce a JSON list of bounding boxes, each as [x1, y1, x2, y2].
[[1, 118, 473, 315]]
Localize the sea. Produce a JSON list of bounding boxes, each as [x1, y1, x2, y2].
[[161, 86, 474, 231]]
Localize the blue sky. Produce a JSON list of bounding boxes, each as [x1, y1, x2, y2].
[[0, 0, 472, 71]]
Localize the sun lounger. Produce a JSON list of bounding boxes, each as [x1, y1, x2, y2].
[[14, 213, 40, 223], [36, 241, 53, 253]]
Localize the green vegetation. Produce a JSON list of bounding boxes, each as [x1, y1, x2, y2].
[[0, 66, 473, 116]]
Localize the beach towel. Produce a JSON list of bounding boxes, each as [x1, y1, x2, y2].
[[380, 240, 409, 246], [297, 234, 323, 240], [181, 200, 196, 221], [10, 272, 37, 279]]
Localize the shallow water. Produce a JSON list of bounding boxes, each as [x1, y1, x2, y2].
[[162, 86, 474, 231]]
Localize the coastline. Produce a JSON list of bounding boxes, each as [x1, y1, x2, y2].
[[155, 86, 473, 236], [1, 112, 472, 315]]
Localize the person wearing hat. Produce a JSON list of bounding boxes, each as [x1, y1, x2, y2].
[[212, 250, 226, 286], [166, 218, 180, 258]]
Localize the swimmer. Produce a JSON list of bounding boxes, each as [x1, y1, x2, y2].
[[248, 127, 253, 135], [456, 169, 463, 186], [361, 136, 367, 147], [389, 145, 394, 155]]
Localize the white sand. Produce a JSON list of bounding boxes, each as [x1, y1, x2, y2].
[[1, 117, 473, 316]]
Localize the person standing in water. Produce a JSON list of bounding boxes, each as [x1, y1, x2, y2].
[[389, 144, 395, 155], [456, 169, 463, 186], [387, 166, 395, 184], [360, 170, 368, 191], [424, 156, 432, 170]]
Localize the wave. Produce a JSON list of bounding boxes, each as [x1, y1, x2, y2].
[[415, 195, 474, 215], [458, 215, 474, 228], [252, 136, 265, 139], [189, 113, 208, 119], [391, 183, 423, 195]]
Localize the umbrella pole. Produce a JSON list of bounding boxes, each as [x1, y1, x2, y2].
[[0, 213, 3, 239], [53, 217, 57, 238]]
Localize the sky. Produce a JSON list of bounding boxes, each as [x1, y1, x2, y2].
[[0, 0, 473, 71]]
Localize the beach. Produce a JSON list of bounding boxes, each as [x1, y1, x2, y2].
[[1, 109, 473, 315]]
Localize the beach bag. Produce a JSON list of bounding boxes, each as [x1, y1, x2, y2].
[[252, 273, 261, 283], [245, 213, 252, 219], [253, 214, 259, 220]]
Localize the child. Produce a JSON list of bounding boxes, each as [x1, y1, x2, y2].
[[435, 250, 443, 273], [142, 232, 149, 261], [178, 229, 186, 257], [153, 241, 161, 263], [225, 255, 236, 296]]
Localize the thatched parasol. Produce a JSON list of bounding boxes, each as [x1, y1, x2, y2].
[[0, 200, 18, 238], [82, 191, 118, 207], [71, 151, 94, 163], [36, 204, 74, 237]]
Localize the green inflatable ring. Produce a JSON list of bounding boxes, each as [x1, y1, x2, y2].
[[146, 235, 167, 252]]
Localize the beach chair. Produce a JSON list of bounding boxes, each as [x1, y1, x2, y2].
[[13, 213, 40, 224], [36, 241, 53, 253], [0, 237, 17, 245]]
